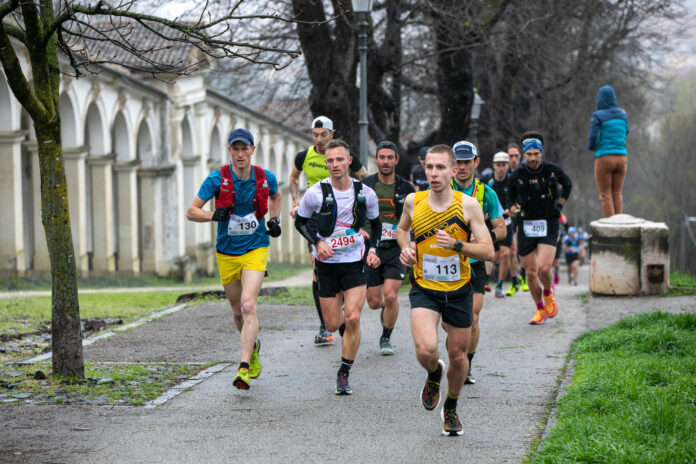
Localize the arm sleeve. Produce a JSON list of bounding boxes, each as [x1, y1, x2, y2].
[[294, 150, 306, 171], [588, 113, 600, 150], [349, 152, 364, 171], [556, 166, 573, 200], [508, 172, 519, 205], [294, 214, 318, 245], [368, 217, 382, 248]]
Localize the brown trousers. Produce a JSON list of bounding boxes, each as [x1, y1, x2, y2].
[[594, 155, 627, 218]]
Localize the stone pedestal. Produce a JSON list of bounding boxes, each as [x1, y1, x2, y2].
[[0, 132, 26, 275], [590, 214, 670, 295]]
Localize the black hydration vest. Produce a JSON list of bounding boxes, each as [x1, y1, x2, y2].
[[316, 180, 367, 237], [361, 173, 413, 221]]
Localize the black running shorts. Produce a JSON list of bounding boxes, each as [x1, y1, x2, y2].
[[516, 217, 560, 257], [494, 222, 514, 251], [315, 260, 366, 298], [565, 253, 579, 265], [365, 246, 407, 288], [408, 283, 473, 329], [469, 261, 488, 294]]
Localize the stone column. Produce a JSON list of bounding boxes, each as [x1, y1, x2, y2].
[[138, 165, 176, 275], [87, 154, 116, 272], [182, 155, 205, 256], [63, 147, 89, 275], [0, 131, 27, 275], [26, 141, 51, 272], [113, 160, 140, 274]]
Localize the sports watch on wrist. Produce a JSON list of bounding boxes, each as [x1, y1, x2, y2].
[[452, 239, 463, 252]]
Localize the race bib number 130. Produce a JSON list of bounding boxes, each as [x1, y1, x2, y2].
[[422, 254, 460, 282], [228, 213, 258, 236]]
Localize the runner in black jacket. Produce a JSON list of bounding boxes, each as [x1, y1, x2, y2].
[[508, 132, 572, 325]]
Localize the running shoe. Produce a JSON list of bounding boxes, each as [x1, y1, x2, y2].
[[380, 337, 394, 356], [505, 283, 519, 297], [249, 339, 262, 378], [544, 291, 559, 318], [529, 309, 547, 325], [314, 328, 334, 345], [484, 284, 492, 292], [441, 407, 463, 436], [464, 364, 476, 385], [421, 359, 445, 410], [233, 367, 250, 390], [553, 271, 560, 286], [335, 371, 352, 395], [521, 276, 529, 292], [495, 285, 504, 299]]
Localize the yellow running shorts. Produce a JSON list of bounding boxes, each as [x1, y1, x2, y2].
[[216, 246, 268, 285]]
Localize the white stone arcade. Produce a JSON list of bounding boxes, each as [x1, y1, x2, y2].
[[0, 60, 312, 277]]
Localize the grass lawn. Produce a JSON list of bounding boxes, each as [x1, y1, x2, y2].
[[0, 261, 311, 291], [528, 312, 696, 463], [0, 362, 216, 406], [669, 271, 696, 296], [0, 291, 185, 334]]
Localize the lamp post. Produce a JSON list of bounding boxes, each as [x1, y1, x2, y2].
[[352, 0, 372, 168], [470, 88, 484, 147]]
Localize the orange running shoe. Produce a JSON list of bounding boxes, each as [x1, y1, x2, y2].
[[544, 291, 558, 318], [529, 309, 547, 325]]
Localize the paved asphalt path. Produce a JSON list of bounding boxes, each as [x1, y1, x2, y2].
[[1, 267, 694, 463]]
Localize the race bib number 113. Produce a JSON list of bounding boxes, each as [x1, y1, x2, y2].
[[422, 254, 460, 282]]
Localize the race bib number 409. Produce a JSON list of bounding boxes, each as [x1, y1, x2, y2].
[[422, 254, 460, 282], [523, 220, 547, 238], [327, 229, 359, 251]]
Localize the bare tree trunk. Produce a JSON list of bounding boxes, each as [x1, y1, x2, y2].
[[34, 118, 85, 378]]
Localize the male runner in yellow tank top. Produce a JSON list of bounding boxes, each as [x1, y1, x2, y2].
[[397, 145, 494, 437]]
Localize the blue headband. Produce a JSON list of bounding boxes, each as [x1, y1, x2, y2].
[[522, 138, 543, 153]]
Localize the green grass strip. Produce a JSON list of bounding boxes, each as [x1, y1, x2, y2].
[[528, 312, 696, 463], [1, 291, 184, 333], [0, 362, 216, 406]]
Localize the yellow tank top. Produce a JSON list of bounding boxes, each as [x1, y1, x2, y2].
[[302, 145, 330, 187], [412, 190, 471, 291]]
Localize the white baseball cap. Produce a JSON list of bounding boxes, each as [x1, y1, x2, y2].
[[311, 116, 334, 131], [492, 151, 510, 163]]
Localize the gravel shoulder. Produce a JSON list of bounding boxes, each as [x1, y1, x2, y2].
[[1, 266, 694, 463]]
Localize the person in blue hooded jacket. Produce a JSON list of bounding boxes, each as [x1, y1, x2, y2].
[[588, 85, 628, 218]]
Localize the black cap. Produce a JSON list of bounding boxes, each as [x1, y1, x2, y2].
[[419, 146, 430, 159], [376, 141, 398, 155]]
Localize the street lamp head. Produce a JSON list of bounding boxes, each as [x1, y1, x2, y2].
[[471, 88, 484, 121], [351, 0, 373, 13]]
